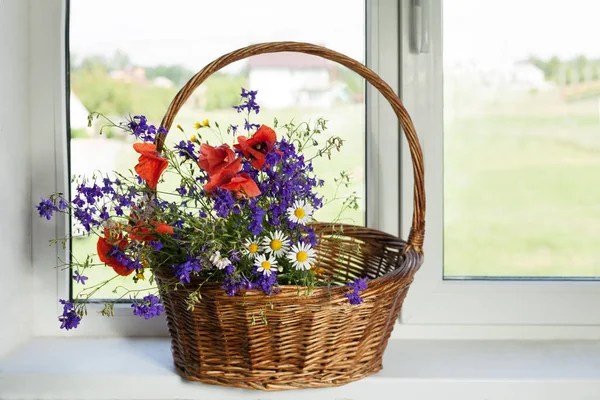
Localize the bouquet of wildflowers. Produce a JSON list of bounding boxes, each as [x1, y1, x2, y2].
[[37, 89, 366, 330]]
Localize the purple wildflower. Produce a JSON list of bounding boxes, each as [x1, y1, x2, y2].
[[72, 270, 88, 285], [131, 294, 165, 320], [222, 275, 253, 296], [37, 198, 59, 220], [172, 256, 203, 284], [345, 277, 368, 305], [174, 140, 198, 162], [99, 207, 109, 221], [253, 268, 279, 295], [244, 118, 260, 132], [149, 241, 163, 251], [58, 197, 69, 210], [127, 115, 160, 143], [108, 247, 142, 271], [229, 249, 241, 263], [212, 188, 236, 218], [229, 124, 238, 135], [58, 299, 81, 330]]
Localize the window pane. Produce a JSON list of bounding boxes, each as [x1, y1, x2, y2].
[[444, 0, 600, 278], [68, 0, 366, 299]]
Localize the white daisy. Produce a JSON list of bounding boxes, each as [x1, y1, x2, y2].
[[261, 230, 291, 258], [286, 242, 317, 271], [243, 236, 261, 259], [209, 251, 231, 270], [286, 200, 314, 225], [254, 254, 277, 277]]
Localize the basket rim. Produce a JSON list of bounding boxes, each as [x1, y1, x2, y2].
[[154, 224, 422, 299]]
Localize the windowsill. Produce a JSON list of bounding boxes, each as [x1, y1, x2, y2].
[[1, 338, 599, 400]]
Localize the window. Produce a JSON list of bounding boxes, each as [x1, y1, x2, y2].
[[67, 0, 367, 300], [443, 0, 600, 279], [31, 0, 400, 335], [400, 0, 600, 334]]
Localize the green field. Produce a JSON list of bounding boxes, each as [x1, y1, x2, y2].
[[444, 92, 600, 277]]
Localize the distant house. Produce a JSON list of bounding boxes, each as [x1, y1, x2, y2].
[[152, 76, 174, 88], [110, 67, 147, 84], [248, 52, 334, 109]]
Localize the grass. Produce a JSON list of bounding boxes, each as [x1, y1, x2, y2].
[[444, 96, 600, 277]]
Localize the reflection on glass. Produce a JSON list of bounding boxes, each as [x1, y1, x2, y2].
[[443, 0, 600, 278], [69, 0, 366, 298]]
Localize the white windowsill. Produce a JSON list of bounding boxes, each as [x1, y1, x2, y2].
[[1, 338, 600, 400]]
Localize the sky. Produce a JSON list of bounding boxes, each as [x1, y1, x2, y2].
[[69, 0, 365, 71], [70, 0, 600, 71], [444, 0, 600, 67]]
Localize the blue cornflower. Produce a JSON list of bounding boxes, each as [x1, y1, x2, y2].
[[177, 186, 187, 196], [72, 270, 88, 285], [131, 294, 165, 320], [229, 124, 238, 135], [37, 197, 58, 220], [58, 299, 81, 330], [345, 277, 368, 305]]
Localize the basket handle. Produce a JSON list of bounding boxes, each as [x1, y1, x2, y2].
[[157, 41, 425, 252]]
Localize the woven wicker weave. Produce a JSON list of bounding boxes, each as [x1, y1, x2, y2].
[[154, 42, 425, 391]]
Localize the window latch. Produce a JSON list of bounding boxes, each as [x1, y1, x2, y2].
[[411, 0, 430, 54]]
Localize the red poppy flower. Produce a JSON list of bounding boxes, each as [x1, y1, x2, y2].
[[97, 229, 132, 276], [198, 143, 236, 176], [220, 172, 261, 198], [133, 143, 168, 189], [234, 125, 277, 169], [203, 157, 243, 193], [129, 221, 174, 242]]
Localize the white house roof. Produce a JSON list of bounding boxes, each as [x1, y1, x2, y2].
[[248, 52, 333, 69]]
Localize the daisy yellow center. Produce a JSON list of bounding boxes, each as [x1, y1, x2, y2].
[[248, 243, 259, 253], [294, 208, 305, 218], [270, 239, 283, 251], [296, 251, 308, 262], [261, 261, 272, 270]]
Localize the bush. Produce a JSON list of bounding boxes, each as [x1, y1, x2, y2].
[[71, 67, 178, 122], [204, 73, 248, 111]]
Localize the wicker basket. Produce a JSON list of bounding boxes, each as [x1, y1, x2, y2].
[[153, 42, 426, 391]]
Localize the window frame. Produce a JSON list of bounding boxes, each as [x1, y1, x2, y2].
[[398, 0, 600, 339], [31, 0, 402, 337]]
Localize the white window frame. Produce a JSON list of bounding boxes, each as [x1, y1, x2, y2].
[[398, 0, 600, 340], [31, 0, 402, 337]]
